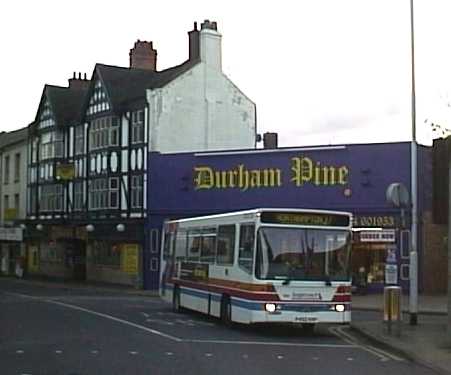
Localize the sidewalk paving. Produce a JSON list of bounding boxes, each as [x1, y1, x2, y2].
[[352, 293, 451, 375]]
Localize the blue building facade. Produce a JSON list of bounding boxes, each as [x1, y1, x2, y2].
[[145, 142, 432, 292]]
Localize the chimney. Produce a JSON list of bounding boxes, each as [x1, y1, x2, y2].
[[129, 40, 157, 71], [200, 19, 222, 70], [68, 71, 90, 90], [263, 132, 278, 149], [188, 22, 200, 61]]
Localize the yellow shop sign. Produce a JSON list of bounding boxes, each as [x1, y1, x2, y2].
[[193, 156, 349, 191]]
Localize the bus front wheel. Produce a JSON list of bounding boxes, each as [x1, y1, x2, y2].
[[221, 296, 232, 325], [173, 286, 181, 313]]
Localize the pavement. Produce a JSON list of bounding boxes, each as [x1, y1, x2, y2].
[[351, 292, 451, 375], [4, 276, 451, 374]]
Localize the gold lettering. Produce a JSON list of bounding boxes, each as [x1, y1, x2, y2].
[[238, 164, 249, 192], [194, 167, 214, 190], [250, 170, 261, 188], [338, 166, 349, 185], [262, 169, 282, 187]]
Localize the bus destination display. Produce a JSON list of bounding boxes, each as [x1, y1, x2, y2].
[[260, 212, 350, 227]]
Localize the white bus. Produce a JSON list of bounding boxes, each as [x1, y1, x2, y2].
[[160, 208, 352, 330]]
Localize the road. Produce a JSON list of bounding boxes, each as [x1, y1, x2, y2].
[[0, 278, 440, 375]]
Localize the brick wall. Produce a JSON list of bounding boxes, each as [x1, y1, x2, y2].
[[422, 211, 448, 293]]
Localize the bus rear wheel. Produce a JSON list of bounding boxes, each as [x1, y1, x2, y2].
[[220, 296, 232, 325], [173, 286, 181, 313]]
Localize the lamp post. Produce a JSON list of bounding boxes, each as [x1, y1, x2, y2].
[[409, 0, 419, 326]]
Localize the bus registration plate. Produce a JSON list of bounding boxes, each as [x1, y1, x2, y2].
[[294, 316, 317, 323]]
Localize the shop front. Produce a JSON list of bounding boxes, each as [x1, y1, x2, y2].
[[145, 142, 430, 291], [0, 227, 25, 277]]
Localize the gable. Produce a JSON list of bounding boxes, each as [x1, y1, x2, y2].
[[38, 96, 56, 129], [86, 78, 111, 117]]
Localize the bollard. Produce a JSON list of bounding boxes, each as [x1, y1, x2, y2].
[[383, 286, 402, 336]]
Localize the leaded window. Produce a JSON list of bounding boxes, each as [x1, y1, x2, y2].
[[131, 175, 143, 208], [39, 99, 55, 129], [86, 80, 111, 116], [131, 110, 145, 144]]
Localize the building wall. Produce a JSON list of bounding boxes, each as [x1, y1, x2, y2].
[[147, 63, 256, 153], [421, 211, 447, 293], [0, 141, 27, 222]]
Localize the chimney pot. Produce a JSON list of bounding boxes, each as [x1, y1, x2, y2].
[[263, 132, 278, 149]]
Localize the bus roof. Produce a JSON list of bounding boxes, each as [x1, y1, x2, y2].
[[163, 208, 352, 225]]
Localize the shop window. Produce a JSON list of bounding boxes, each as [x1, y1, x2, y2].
[[400, 230, 410, 259], [91, 240, 120, 267]]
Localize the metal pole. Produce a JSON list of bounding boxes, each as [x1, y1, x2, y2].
[[409, 0, 419, 326]]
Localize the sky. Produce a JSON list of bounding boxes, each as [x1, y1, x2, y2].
[[1, 0, 451, 147]]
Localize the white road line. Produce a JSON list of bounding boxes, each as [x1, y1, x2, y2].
[[141, 312, 150, 318], [205, 353, 213, 357], [55, 350, 63, 354], [184, 338, 356, 348], [6, 292, 182, 343], [129, 351, 138, 355], [16, 350, 24, 354], [47, 299, 183, 343], [330, 326, 404, 362]]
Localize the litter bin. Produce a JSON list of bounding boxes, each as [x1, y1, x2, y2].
[[383, 286, 402, 335]]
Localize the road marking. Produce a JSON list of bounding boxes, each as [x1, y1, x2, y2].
[[129, 351, 138, 355], [329, 326, 404, 362], [242, 354, 249, 359], [165, 352, 174, 356], [5, 292, 182, 343], [313, 357, 319, 360], [184, 338, 355, 348], [91, 350, 99, 354], [16, 350, 24, 354], [55, 350, 63, 354], [205, 353, 213, 357], [47, 300, 183, 343], [141, 312, 150, 318], [277, 355, 284, 359], [347, 357, 354, 361]]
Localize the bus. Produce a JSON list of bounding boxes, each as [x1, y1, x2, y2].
[[159, 208, 353, 329]]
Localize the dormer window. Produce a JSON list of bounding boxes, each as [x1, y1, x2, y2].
[[86, 79, 110, 116], [39, 99, 55, 129]]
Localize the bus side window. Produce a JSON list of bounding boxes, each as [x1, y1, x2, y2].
[[216, 225, 235, 265], [200, 227, 217, 263], [187, 229, 201, 262], [175, 229, 187, 261], [163, 230, 173, 261], [238, 224, 255, 274]]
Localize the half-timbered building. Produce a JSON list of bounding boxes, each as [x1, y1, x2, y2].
[[25, 20, 257, 288]]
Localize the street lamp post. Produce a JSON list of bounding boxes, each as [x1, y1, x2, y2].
[[409, 0, 419, 326]]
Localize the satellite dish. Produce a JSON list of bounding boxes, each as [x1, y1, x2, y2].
[[386, 183, 410, 207]]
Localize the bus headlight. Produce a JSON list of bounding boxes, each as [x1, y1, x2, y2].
[[335, 304, 345, 312], [264, 303, 277, 313]]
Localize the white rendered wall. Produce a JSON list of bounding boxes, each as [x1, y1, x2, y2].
[[147, 62, 256, 153], [0, 141, 28, 222]]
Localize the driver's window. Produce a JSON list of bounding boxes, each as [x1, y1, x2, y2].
[[238, 224, 255, 273]]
